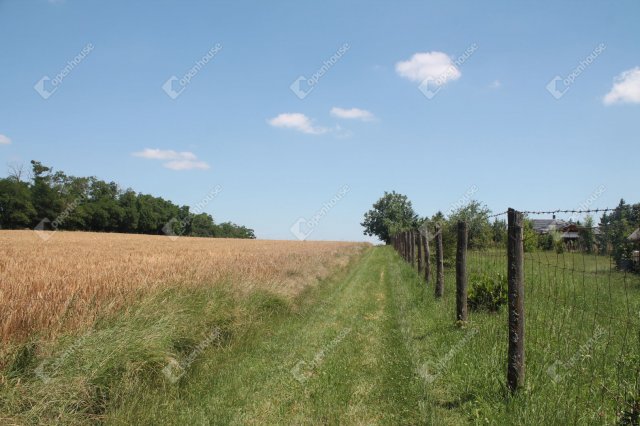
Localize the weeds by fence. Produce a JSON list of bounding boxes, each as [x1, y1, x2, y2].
[[391, 207, 640, 424]]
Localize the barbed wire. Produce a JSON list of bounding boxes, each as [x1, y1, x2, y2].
[[517, 207, 618, 215], [487, 207, 621, 220], [487, 210, 508, 219]]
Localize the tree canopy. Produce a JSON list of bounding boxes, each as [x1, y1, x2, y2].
[[361, 191, 418, 243], [0, 161, 255, 239]]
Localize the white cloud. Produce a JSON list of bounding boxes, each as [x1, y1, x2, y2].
[[268, 113, 328, 135], [0, 134, 11, 145], [132, 148, 209, 170], [603, 67, 640, 105], [330, 107, 375, 121], [132, 148, 197, 161], [395, 51, 461, 85], [163, 160, 210, 171], [489, 80, 501, 89]]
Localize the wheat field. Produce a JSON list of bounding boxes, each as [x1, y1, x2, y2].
[[0, 230, 368, 343]]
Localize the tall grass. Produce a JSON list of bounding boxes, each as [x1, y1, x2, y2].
[[398, 246, 640, 423]]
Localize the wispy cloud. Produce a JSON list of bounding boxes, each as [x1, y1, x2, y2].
[[0, 134, 11, 145], [603, 67, 640, 105], [163, 160, 210, 170], [132, 148, 210, 170], [395, 51, 461, 85], [330, 107, 375, 121], [489, 80, 501, 89], [268, 113, 328, 135]]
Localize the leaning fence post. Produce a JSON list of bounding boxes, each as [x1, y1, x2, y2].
[[456, 221, 468, 322], [435, 225, 444, 298], [507, 208, 525, 392]]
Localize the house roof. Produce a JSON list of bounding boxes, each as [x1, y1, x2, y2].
[[531, 219, 569, 233], [629, 228, 640, 242]]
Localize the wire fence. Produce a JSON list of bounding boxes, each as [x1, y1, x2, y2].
[[390, 207, 640, 424]]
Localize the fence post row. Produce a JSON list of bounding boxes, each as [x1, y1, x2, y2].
[[435, 224, 444, 298], [507, 208, 525, 393], [390, 212, 527, 395], [455, 221, 468, 322]]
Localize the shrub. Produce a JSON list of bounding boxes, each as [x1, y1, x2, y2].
[[468, 272, 507, 312]]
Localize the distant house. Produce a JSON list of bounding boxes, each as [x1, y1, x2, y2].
[[531, 217, 580, 243]]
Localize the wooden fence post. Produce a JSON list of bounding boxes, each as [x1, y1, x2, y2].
[[435, 224, 444, 298], [404, 231, 408, 262], [424, 228, 431, 284], [417, 231, 423, 273], [410, 230, 416, 268], [507, 208, 525, 392], [409, 231, 415, 267], [456, 221, 468, 322]]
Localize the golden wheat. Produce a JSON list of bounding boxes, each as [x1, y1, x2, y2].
[[0, 230, 368, 342]]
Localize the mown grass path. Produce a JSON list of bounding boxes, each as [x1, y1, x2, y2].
[[111, 246, 436, 425]]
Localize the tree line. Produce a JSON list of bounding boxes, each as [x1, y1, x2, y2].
[[0, 161, 255, 239], [362, 191, 639, 270]]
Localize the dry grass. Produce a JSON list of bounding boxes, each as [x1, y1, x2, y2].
[[0, 230, 368, 343]]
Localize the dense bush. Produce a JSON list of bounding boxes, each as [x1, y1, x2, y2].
[[468, 272, 508, 312]]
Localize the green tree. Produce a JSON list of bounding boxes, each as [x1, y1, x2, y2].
[[30, 160, 63, 222], [446, 200, 492, 249], [361, 191, 418, 243], [190, 213, 216, 237], [579, 215, 595, 254], [0, 178, 36, 228], [491, 218, 507, 245], [523, 219, 538, 252], [599, 199, 638, 269]]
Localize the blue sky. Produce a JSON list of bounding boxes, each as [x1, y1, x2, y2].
[[1, 0, 638, 242]]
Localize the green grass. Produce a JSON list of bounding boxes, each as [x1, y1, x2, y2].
[[1, 246, 638, 424]]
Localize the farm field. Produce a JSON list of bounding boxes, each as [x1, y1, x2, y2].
[[0, 230, 368, 342], [1, 237, 638, 424]]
